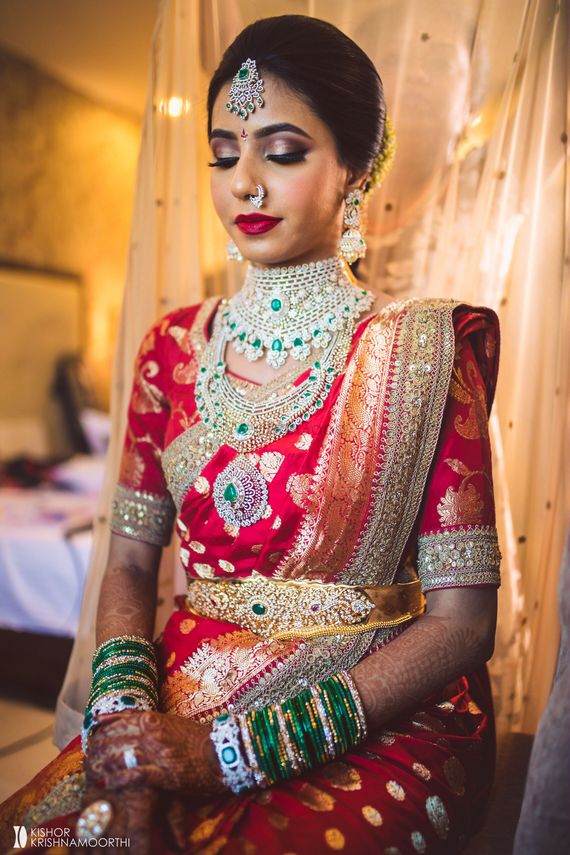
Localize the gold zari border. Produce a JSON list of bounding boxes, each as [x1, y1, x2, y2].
[[417, 525, 501, 590]]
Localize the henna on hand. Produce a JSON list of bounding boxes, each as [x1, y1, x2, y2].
[[351, 586, 497, 729], [85, 710, 225, 797], [80, 780, 158, 854]]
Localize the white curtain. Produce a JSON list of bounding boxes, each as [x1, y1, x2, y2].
[[55, 0, 569, 748]]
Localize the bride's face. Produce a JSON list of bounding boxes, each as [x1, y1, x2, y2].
[[209, 74, 359, 267]]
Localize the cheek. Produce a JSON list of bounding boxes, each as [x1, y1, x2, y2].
[[210, 176, 228, 218], [278, 166, 341, 225]]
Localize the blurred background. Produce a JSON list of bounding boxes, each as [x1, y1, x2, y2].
[[0, 1, 568, 850], [0, 0, 158, 798]]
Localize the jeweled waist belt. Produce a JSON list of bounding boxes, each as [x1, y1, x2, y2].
[[185, 574, 425, 641]]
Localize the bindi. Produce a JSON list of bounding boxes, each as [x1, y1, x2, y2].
[[240, 128, 248, 141]]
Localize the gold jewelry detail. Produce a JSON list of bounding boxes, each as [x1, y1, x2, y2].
[[76, 799, 113, 841], [185, 574, 425, 640]]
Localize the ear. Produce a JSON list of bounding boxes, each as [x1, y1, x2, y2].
[[343, 165, 368, 196]]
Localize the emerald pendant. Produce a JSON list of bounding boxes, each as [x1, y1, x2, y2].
[[223, 482, 239, 503]]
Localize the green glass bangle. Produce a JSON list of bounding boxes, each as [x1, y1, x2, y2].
[[247, 711, 275, 783], [291, 694, 321, 765], [329, 677, 360, 747], [337, 672, 367, 740], [93, 662, 157, 683], [300, 692, 328, 765], [324, 678, 355, 748], [94, 635, 155, 655], [258, 707, 282, 783], [89, 672, 157, 692], [92, 642, 155, 670], [291, 694, 324, 766], [88, 680, 158, 706], [317, 682, 349, 752], [88, 681, 158, 703], [283, 700, 313, 771], [270, 704, 295, 779]]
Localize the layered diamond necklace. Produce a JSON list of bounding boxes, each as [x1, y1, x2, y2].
[[195, 256, 374, 452]]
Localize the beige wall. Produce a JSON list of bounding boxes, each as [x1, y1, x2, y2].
[[0, 49, 141, 406]]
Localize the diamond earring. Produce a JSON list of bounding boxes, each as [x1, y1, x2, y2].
[[339, 188, 367, 263], [226, 239, 243, 262]]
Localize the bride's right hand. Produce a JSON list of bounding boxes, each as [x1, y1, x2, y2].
[[83, 710, 225, 796]]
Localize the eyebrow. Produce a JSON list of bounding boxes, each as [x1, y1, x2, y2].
[[209, 122, 312, 141]]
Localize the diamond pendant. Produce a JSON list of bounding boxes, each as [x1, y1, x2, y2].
[[213, 456, 268, 528]]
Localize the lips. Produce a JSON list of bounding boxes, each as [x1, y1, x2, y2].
[[235, 213, 282, 235]]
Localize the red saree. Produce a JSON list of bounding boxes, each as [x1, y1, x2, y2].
[[0, 296, 501, 855]]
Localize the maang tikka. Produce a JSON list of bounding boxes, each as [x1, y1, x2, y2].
[[226, 59, 265, 120]]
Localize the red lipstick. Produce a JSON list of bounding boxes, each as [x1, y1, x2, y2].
[[235, 213, 282, 235]]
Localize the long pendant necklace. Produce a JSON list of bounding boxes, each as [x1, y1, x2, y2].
[[194, 257, 374, 530]]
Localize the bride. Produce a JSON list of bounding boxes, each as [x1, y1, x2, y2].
[[1, 14, 501, 855]]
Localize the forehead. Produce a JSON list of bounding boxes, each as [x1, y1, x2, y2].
[[211, 73, 331, 141]]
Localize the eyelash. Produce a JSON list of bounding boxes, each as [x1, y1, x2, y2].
[[208, 150, 308, 168]]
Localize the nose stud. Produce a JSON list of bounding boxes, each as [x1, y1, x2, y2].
[[249, 184, 265, 209]]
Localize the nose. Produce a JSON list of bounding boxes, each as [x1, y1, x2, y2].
[[230, 148, 258, 202]]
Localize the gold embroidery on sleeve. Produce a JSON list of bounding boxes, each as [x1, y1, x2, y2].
[[119, 442, 145, 488], [436, 458, 489, 527], [132, 361, 165, 414], [449, 357, 488, 441]]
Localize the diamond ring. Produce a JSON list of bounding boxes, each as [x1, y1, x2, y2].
[[76, 799, 113, 841]]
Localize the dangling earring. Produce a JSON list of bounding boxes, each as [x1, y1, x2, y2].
[[338, 188, 367, 264], [226, 239, 243, 262]]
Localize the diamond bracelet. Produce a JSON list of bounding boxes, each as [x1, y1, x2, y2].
[[210, 713, 256, 793]]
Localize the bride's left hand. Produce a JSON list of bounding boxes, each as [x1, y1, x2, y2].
[[83, 710, 225, 796]]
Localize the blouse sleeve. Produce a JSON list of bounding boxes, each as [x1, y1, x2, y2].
[[416, 319, 501, 592], [110, 321, 176, 547]]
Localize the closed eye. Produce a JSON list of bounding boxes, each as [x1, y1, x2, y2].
[[207, 151, 308, 168], [208, 157, 239, 168], [266, 150, 308, 164]]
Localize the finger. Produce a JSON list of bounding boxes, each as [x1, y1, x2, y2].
[[164, 795, 188, 852], [102, 763, 167, 791], [77, 785, 124, 851]]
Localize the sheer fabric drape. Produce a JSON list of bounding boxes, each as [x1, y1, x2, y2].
[[55, 0, 569, 748]]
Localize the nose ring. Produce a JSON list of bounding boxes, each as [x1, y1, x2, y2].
[[249, 184, 265, 209]]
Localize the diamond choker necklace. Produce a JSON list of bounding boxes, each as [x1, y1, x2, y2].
[[221, 256, 374, 368]]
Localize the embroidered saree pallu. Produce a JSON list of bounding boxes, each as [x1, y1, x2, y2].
[[0, 297, 501, 854]]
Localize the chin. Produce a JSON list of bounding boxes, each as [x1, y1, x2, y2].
[[238, 241, 318, 268]]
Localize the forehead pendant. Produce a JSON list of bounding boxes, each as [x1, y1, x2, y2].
[[225, 58, 265, 120]]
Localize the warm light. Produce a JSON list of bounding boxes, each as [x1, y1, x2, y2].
[[469, 113, 482, 127], [158, 96, 191, 117]]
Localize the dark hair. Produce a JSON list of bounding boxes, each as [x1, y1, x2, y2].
[[207, 15, 386, 177]]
